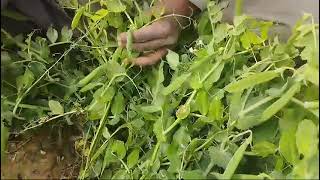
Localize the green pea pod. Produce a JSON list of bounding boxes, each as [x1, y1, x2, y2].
[[162, 73, 191, 95], [126, 30, 133, 58], [78, 64, 107, 87], [71, 7, 85, 30], [262, 83, 301, 121], [221, 134, 252, 179], [225, 71, 279, 93]]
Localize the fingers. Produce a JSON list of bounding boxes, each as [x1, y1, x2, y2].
[[118, 20, 171, 45], [132, 37, 175, 52], [133, 48, 168, 66]]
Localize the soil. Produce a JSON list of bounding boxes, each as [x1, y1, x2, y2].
[[1, 126, 81, 179]]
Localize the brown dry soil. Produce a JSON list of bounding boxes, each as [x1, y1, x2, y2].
[[1, 126, 81, 179]]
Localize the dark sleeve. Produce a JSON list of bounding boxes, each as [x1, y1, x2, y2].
[[1, 0, 71, 35]]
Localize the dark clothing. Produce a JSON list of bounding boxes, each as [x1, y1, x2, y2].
[[1, 0, 71, 35]]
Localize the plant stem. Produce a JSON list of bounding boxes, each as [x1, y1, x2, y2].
[[4, 101, 51, 111]]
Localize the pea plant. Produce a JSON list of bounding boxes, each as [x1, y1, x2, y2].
[[1, 0, 319, 179]]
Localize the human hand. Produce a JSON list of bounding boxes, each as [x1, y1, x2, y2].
[[117, 0, 200, 66]]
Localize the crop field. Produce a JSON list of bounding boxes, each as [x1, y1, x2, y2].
[[1, 0, 319, 179]]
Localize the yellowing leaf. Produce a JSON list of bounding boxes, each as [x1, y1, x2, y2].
[[240, 30, 264, 49], [91, 9, 109, 22], [296, 119, 318, 157], [176, 104, 190, 120], [279, 131, 299, 165], [48, 100, 64, 115]]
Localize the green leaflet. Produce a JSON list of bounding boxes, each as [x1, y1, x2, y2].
[[127, 148, 140, 169], [162, 73, 191, 95], [252, 141, 276, 157], [209, 146, 232, 169], [208, 96, 224, 122], [153, 117, 166, 142], [60, 26, 73, 42], [195, 89, 209, 115], [111, 92, 125, 116], [225, 71, 279, 93], [111, 140, 126, 159], [240, 30, 264, 49], [46, 26, 58, 44], [91, 9, 109, 22], [279, 131, 299, 165], [221, 134, 252, 179], [71, 6, 85, 30], [295, 119, 318, 157], [48, 100, 64, 115], [262, 83, 301, 121], [104, 0, 126, 13], [166, 50, 180, 71]]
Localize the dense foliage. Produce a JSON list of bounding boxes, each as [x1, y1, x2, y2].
[[1, 0, 319, 179]]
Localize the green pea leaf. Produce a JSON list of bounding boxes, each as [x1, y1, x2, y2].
[[195, 89, 209, 115], [91, 9, 109, 22], [60, 26, 73, 42], [296, 119, 318, 157], [209, 146, 232, 169], [208, 96, 224, 121], [252, 141, 276, 157], [166, 50, 179, 71], [111, 140, 126, 159], [240, 30, 264, 49], [104, 0, 126, 13], [182, 170, 206, 179], [153, 117, 166, 142], [111, 92, 125, 116], [127, 148, 140, 169], [225, 71, 279, 93], [16, 68, 35, 93], [167, 143, 181, 173], [46, 26, 58, 43], [279, 131, 299, 165], [48, 100, 64, 115]]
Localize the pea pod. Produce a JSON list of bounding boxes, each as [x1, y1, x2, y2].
[[225, 71, 279, 93], [126, 30, 133, 58], [71, 7, 85, 30], [78, 64, 107, 87], [262, 83, 301, 121], [221, 134, 252, 179], [162, 73, 191, 95]]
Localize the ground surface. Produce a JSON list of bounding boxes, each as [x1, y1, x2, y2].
[[1, 127, 80, 179]]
